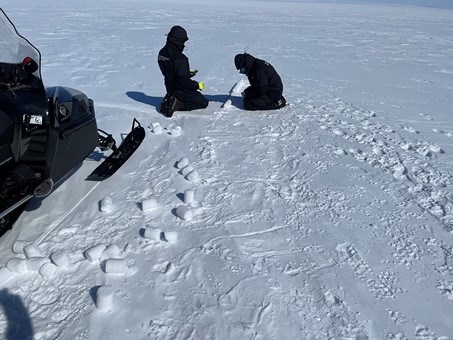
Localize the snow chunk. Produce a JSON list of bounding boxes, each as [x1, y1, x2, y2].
[[6, 258, 28, 274], [39, 263, 57, 278], [372, 147, 383, 156], [180, 165, 194, 176], [429, 145, 443, 154], [104, 259, 127, 274], [100, 196, 114, 213], [184, 189, 195, 204], [151, 122, 163, 134], [323, 290, 340, 307], [102, 244, 121, 259], [167, 124, 182, 136], [23, 243, 43, 258], [143, 226, 162, 241], [334, 148, 346, 155], [186, 170, 199, 182], [176, 205, 194, 221], [163, 231, 178, 243], [400, 143, 412, 151], [85, 244, 107, 262], [95, 285, 114, 311], [393, 164, 406, 179], [141, 198, 158, 212], [176, 157, 189, 169], [50, 250, 72, 268], [152, 261, 171, 273]]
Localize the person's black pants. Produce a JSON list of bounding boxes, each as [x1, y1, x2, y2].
[[244, 94, 286, 111], [174, 90, 208, 111]]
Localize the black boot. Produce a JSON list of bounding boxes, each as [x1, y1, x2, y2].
[[160, 94, 183, 117]]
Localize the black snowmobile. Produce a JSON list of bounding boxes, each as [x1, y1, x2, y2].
[[0, 9, 145, 230]]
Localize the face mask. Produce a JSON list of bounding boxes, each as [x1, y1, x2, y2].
[[239, 67, 246, 74]]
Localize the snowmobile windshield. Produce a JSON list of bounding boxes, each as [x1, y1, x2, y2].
[[0, 8, 41, 81]]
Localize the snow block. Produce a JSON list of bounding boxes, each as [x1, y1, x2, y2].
[[100, 196, 114, 213], [39, 263, 57, 278], [143, 226, 162, 241], [6, 258, 28, 274], [186, 170, 199, 182], [163, 231, 178, 243], [141, 198, 158, 212], [177, 157, 189, 169], [102, 244, 121, 259], [85, 244, 107, 262], [176, 205, 194, 221], [152, 122, 163, 134], [184, 189, 195, 204], [180, 165, 194, 176], [23, 243, 43, 258], [96, 285, 114, 311], [168, 124, 182, 136], [104, 259, 127, 274], [50, 250, 72, 268], [26, 257, 50, 272]]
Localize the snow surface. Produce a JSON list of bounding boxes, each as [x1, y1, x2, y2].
[[1, 0, 453, 339]]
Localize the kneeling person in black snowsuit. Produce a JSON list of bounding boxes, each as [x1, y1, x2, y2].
[[158, 26, 208, 117], [234, 53, 286, 111]]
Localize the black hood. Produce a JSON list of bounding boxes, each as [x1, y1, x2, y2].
[[234, 53, 255, 73], [166, 25, 188, 52]]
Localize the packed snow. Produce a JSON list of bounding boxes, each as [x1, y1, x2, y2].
[[1, 0, 453, 339]]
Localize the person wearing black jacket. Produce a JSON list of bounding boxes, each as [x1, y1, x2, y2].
[[158, 26, 208, 117], [234, 53, 286, 111]]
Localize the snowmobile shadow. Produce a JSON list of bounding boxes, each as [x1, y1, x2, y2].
[[87, 150, 105, 162], [126, 91, 161, 108], [24, 162, 83, 215], [0, 289, 34, 340]]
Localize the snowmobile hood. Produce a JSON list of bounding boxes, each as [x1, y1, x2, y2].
[[0, 8, 42, 80], [234, 53, 255, 74], [166, 25, 188, 53]]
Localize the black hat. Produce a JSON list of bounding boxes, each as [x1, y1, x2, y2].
[[167, 26, 188, 41], [234, 54, 246, 70]]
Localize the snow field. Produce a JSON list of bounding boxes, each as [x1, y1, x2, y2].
[[1, 1, 453, 339]]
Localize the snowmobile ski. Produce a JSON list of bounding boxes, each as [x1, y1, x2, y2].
[[87, 119, 145, 181]]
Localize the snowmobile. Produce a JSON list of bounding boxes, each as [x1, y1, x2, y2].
[[0, 9, 145, 230]]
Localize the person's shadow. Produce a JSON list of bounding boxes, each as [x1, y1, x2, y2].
[[0, 289, 34, 340], [126, 91, 242, 110], [126, 91, 162, 109]]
